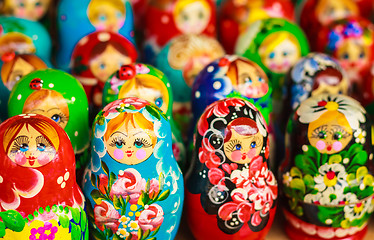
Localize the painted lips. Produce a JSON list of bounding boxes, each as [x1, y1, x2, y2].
[[126, 151, 133, 157], [28, 156, 36, 166]]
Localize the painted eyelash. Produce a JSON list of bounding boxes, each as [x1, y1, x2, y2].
[[35, 135, 53, 150], [134, 138, 152, 148], [109, 136, 126, 147], [225, 139, 241, 152], [331, 126, 350, 138], [57, 112, 69, 123], [10, 135, 29, 153], [311, 125, 328, 138]]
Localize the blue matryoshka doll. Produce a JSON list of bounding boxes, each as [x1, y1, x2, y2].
[[0, 16, 52, 66], [83, 97, 184, 240], [57, 0, 135, 71]]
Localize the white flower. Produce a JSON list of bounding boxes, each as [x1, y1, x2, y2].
[[128, 220, 139, 231], [344, 199, 370, 221], [354, 128, 366, 144], [314, 163, 347, 194], [117, 227, 130, 238], [282, 172, 292, 186], [304, 192, 322, 204]]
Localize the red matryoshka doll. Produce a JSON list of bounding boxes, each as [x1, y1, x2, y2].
[[280, 94, 374, 240], [298, 0, 360, 50], [0, 0, 51, 21], [0, 114, 87, 239], [186, 98, 277, 239], [143, 0, 216, 63], [316, 17, 374, 103], [71, 31, 137, 111], [219, 0, 295, 54]]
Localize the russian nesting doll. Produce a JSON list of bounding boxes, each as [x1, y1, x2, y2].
[[315, 17, 374, 103], [0, 52, 47, 122], [219, 0, 295, 54], [57, 0, 135, 71], [0, 114, 87, 239], [102, 63, 186, 172], [186, 98, 277, 239], [155, 34, 225, 137], [0, 0, 51, 21], [7, 69, 90, 173], [280, 93, 374, 240], [83, 97, 184, 240], [143, 0, 216, 63], [0, 17, 52, 65]]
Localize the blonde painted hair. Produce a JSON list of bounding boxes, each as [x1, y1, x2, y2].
[[308, 110, 352, 138], [259, 31, 300, 57], [315, 0, 358, 18], [87, 0, 126, 22], [0, 33, 35, 56], [173, 0, 210, 21]]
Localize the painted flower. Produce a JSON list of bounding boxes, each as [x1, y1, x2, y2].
[[218, 200, 255, 225], [304, 192, 322, 205], [208, 167, 225, 185], [172, 143, 181, 162], [117, 227, 130, 239], [98, 174, 109, 194], [344, 200, 368, 221], [110, 168, 146, 204], [354, 128, 366, 144], [137, 204, 164, 231], [304, 189, 358, 205], [135, 64, 150, 74], [148, 178, 160, 199], [94, 200, 121, 231], [198, 138, 223, 169], [314, 163, 348, 194], [29, 221, 58, 240], [282, 172, 292, 186]]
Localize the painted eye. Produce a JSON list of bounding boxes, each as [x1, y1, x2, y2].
[[35, 1, 41, 6], [245, 77, 252, 84], [155, 97, 163, 108], [250, 141, 256, 148], [37, 143, 46, 152], [19, 2, 25, 7], [283, 51, 288, 56], [258, 77, 264, 83], [15, 74, 23, 81], [20, 143, 29, 152], [318, 131, 327, 139], [116, 11, 122, 18], [99, 14, 107, 21], [183, 14, 189, 21], [51, 114, 61, 123], [198, 11, 204, 19], [116, 141, 125, 148], [134, 139, 144, 149], [100, 63, 106, 70], [333, 132, 342, 141], [359, 52, 365, 59], [235, 144, 242, 150], [342, 53, 349, 59], [269, 52, 275, 59]]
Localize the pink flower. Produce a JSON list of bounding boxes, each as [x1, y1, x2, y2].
[[110, 169, 146, 204], [98, 174, 109, 194], [208, 167, 225, 185], [172, 143, 181, 162], [148, 179, 160, 199], [138, 204, 164, 231], [218, 200, 255, 223], [94, 200, 121, 231], [198, 138, 222, 169]]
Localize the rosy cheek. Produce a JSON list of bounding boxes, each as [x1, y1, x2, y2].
[[113, 149, 124, 160], [15, 152, 27, 165], [316, 140, 326, 150], [136, 149, 146, 160], [230, 150, 242, 162], [37, 153, 50, 165], [261, 83, 269, 94], [333, 141, 343, 151], [15, 9, 26, 17], [247, 148, 257, 160]]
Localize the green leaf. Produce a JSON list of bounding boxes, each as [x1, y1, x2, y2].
[[351, 152, 368, 168], [71, 224, 81, 240], [145, 179, 151, 193], [347, 173, 356, 185], [71, 207, 80, 223], [159, 173, 165, 191], [59, 215, 70, 228], [295, 206, 303, 216], [347, 143, 363, 158], [295, 154, 318, 176], [290, 179, 306, 195], [91, 190, 105, 205], [91, 173, 96, 187], [90, 226, 106, 239], [356, 166, 368, 181], [113, 233, 122, 240], [0, 210, 25, 232], [150, 226, 161, 237], [145, 105, 161, 120], [303, 174, 315, 188], [81, 207, 87, 232], [143, 229, 151, 239], [328, 154, 342, 164], [102, 161, 109, 176], [113, 195, 122, 210], [0, 221, 5, 238], [363, 175, 374, 186], [138, 227, 143, 239], [341, 219, 351, 229], [290, 167, 302, 178], [109, 172, 117, 193], [157, 190, 170, 201]]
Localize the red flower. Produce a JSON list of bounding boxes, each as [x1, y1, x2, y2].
[[148, 179, 160, 200], [94, 200, 121, 231], [218, 200, 255, 223], [138, 204, 164, 231], [208, 167, 225, 185], [110, 169, 146, 204], [98, 174, 109, 194]]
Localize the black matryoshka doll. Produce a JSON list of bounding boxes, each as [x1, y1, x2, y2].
[[280, 93, 374, 240], [186, 98, 277, 239], [83, 97, 184, 240], [0, 114, 87, 239]]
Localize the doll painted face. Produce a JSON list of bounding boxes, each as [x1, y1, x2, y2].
[[90, 44, 132, 83], [308, 111, 352, 154], [6, 0, 50, 21], [105, 115, 156, 165], [224, 117, 264, 164], [174, 0, 211, 34], [7, 124, 56, 167], [316, 0, 357, 25], [259, 32, 301, 74], [3, 57, 35, 90], [23, 90, 69, 129], [183, 55, 212, 87], [312, 68, 348, 96], [87, 0, 126, 31]]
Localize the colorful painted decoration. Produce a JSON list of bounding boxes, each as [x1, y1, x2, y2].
[[57, 0, 135, 71], [0, 0, 51, 21], [315, 17, 374, 103], [219, 0, 295, 54], [155, 34, 225, 137], [71, 31, 137, 109], [0, 16, 52, 65], [83, 97, 184, 240], [280, 94, 374, 239], [143, 0, 216, 63], [7, 69, 90, 171], [186, 98, 277, 239], [102, 63, 187, 172], [0, 114, 87, 239], [0, 53, 47, 122]]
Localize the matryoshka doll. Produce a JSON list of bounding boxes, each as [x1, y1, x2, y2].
[[0, 0, 51, 21], [316, 17, 374, 103], [0, 52, 47, 122], [298, 0, 360, 50], [0, 17, 52, 65], [280, 94, 374, 240], [219, 0, 295, 54], [0, 114, 87, 239], [143, 0, 216, 63], [83, 97, 184, 240], [7, 69, 90, 175], [71, 31, 137, 111], [102, 63, 186, 172], [155, 34, 225, 137], [186, 98, 277, 239], [57, 0, 135, 71]]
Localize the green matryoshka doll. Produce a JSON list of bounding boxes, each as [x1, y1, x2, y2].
[[102, 63, 186, 172], [7, 69, 90, 173]]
